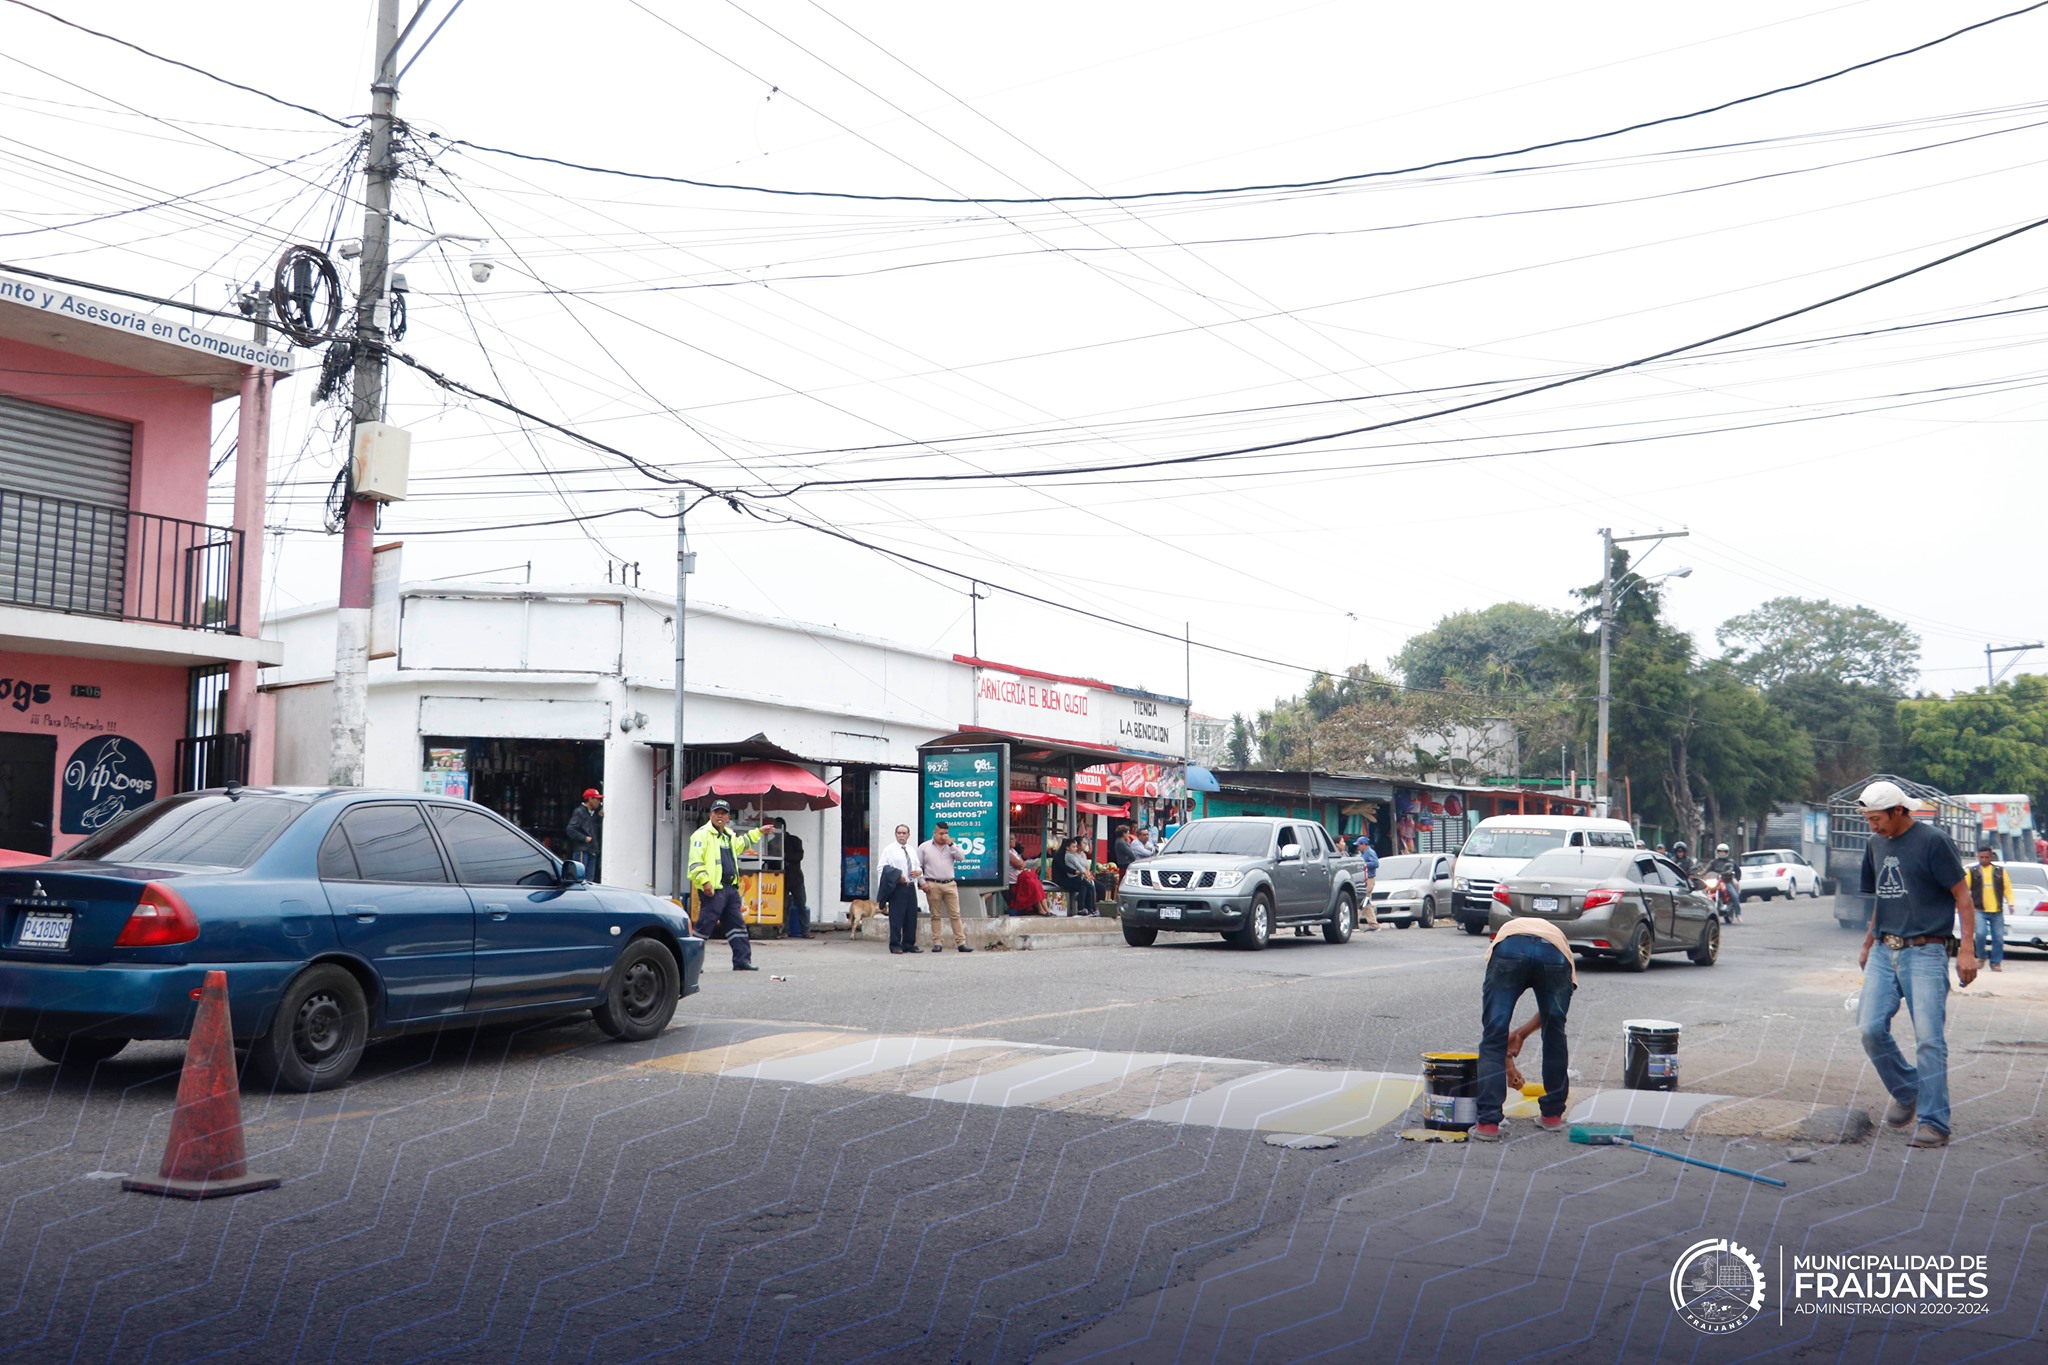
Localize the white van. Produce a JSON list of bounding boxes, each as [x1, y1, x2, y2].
[[1451, 814, 1638, 934]]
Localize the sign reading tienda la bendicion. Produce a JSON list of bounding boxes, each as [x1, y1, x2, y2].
[[919, 743, 1009, 887]]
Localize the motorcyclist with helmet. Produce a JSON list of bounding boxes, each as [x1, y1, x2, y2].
[[1705, 842, 1744, 923], [1669, 840, 1696, 882]]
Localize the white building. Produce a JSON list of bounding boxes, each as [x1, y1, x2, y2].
[[264, 582, 1186, 923]]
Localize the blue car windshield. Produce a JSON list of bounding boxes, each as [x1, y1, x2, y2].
[[64, 794, 303, 869], [1162, 823, 1272, 857]]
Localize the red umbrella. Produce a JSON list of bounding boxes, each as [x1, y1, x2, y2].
[[678, 759, 839, 811]]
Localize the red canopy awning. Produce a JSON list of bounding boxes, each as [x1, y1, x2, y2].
[[1076, 799, 1130, 817], [678, 760, 839, 811], [1009, 791, 1060, 807]]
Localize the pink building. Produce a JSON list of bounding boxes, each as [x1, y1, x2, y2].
[[0, 274, 287, 855]]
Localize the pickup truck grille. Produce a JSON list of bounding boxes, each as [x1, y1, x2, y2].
[[1145, 870, 1215, 889]]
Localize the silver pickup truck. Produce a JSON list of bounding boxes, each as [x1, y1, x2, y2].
[[1115, 816, 1367, 950]]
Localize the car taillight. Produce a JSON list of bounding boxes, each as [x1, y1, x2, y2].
[[1582, 888, 1625, 910], [1776, 866, 1788, 876], [1492, 886, 1512, 905], [114, 882, 199, 948]]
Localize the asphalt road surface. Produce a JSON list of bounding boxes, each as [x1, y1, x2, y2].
[[0, 897, 2040, 1363]]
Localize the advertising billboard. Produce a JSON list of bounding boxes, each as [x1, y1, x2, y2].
[[919, 742, 1010, 887]]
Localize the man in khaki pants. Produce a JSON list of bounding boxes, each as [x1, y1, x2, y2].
[[918, 822, 973, 952]]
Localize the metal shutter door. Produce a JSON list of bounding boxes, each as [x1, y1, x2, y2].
[[0, 395, 133, 617]]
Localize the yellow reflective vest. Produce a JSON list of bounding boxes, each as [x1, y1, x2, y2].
[[689, 821, 764, 893]]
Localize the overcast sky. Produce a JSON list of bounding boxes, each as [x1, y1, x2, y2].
[[5, 0, 2044, 718]]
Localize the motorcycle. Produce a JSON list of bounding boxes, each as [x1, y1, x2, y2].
[[1698, 872, 1739, 923]]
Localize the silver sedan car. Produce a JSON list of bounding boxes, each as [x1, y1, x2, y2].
[[1486, 848, 1720, 971]]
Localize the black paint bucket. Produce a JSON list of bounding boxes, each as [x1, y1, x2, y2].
[[1421, 1051, 1480, 1130], [1622, 1019, 1681, 1091]]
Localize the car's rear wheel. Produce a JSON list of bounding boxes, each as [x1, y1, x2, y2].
[[1229, 892, 1273, 951], [1122, 922, 1158, 947], [593, 939, 680, 1041], [29, 1034, 128, 1068], [1626, 923, 1654, 973], [1323, 892, 1355, 944], [1419, 897, 1436, 929], [1689, 919, 1720, 966], [246, 964, 368, 1092]]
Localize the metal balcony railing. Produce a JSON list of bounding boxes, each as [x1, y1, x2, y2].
[[0, 486, 243, 634], [173, 732, 250, 793]]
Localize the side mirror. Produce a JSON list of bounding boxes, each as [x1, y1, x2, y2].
[[560, 858, 586, 884], [1278, 844, 1302, 863]]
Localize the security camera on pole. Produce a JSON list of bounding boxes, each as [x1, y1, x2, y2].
[[1594, 528, 1689, 819]]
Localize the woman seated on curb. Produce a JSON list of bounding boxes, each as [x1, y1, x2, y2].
[[1006, 839, 1048, 914], [1054, 836, 1099, 915]]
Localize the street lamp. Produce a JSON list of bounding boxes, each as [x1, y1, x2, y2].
[[1595, 525, 1690, 817]]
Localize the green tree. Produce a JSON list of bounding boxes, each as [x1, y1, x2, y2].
[[1393, 603, 1574, 694], [1226, 713, 1252, 769], [1691, 665, 1815, 839], [1763, 674, 1903, 798], [1717, 597, 1919, 693], [1898, 676, 2048, 808]]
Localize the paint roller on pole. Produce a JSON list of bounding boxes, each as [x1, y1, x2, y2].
[[1569, 1125, 1786, 1187]]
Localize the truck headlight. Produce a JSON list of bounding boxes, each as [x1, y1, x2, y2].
[[1211, 870, 1245, 889], [1454, 878, 1469, 891]]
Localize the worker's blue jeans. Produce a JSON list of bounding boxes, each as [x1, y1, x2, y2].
[[1859, 941, 1951, 1133], [1477, 935, 1575, 1125]]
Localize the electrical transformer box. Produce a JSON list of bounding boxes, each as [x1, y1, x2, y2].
[[351, 421, 411, 501]]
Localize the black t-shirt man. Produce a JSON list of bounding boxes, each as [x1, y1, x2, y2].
[[1860, 819, 1966, 939]]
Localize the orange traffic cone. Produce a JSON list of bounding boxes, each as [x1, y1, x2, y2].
[[123, 969, 280, 1200]]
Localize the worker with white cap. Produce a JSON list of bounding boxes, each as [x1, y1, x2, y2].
[[1854, 779, 1977, 1149]]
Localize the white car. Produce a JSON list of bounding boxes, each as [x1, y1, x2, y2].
[[1738, 848, 1821, 900], [1369, 852, 1456, 928], [1991, 862, 2048, 951]]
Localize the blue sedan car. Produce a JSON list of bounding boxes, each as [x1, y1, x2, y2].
[[0, 788, 705, 1091]]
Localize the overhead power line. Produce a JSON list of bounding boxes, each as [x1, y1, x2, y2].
[[2, 0, 358, 129], [750, 208, 2048, 493], [435, 0, 2048, 204]]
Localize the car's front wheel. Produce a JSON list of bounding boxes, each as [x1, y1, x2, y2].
[[593, 939, 681, 1041], [29, 1034, 128, 1068], [1228, 892, 1273, 951], [1689, 919, 1720, 966], [1419, 896, 1436, 929], [1122, 922, 1158, 947], [1462, 920, 1486, 937], [246, 964, 369, 1092], [1323, 892, 1354, 944]]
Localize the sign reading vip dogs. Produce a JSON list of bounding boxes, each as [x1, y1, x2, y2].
[[61, 735, 157, 834]]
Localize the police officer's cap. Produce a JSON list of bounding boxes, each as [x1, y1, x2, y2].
[[710, 799, 732, 812]]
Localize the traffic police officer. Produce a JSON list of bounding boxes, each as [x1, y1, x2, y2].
[[690, 799, 771, 971]]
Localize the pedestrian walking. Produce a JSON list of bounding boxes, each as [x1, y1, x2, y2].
[[773, 817, 808, 939], [1358, 836, 1382, 930], [1472, 915, 1576, 1141], [688, 799, 771, 971], [1966, 844, 2009, 973], [918, 822, 972, 952], [565, 788, 603, 882], [878, 823, 924, 953], [1855, 780, 1978, 1149]]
